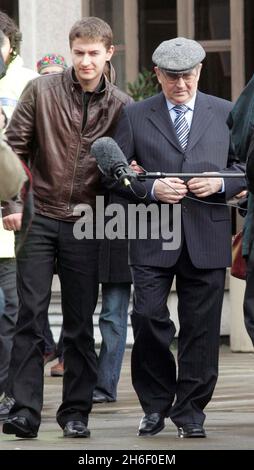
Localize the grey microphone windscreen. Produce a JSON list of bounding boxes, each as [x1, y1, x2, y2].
[[90, 136, 128, 176]]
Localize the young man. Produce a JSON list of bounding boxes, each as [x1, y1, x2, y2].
[[2, 17, 132, 439]]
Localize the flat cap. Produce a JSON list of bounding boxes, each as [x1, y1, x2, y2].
[[152, 37, 206, 73]]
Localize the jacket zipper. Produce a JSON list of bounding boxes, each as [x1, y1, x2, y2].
[[67, 94, 95, 210], [67, 139, 81, 210]]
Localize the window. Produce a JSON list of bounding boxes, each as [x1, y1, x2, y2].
[[138, 0, 177, 71], [0, 0, 19, 24], [199, 51, 231, 100], [195, 0, 230, 40], [89, 0, 125, 89]]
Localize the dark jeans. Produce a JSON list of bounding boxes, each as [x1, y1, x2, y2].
[[0, 259, 18, 396], [8, 214, 99, 432], [43, 316, 56, 354], [95, 282, 131, 400], [44, 317, 63, 360]]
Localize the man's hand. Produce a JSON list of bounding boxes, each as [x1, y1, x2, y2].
[[187, 173, 223, 197], [129, 160, 143, 174], [154, 177, 187, 203], [3, 213, 23, 231], [234, 190, 248, 199]]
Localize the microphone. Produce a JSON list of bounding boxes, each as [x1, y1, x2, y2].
[[91, 137, 245, 185], [90, 136, 136, 187]]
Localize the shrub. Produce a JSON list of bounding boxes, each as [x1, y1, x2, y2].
[[127, 68, 159, 101]]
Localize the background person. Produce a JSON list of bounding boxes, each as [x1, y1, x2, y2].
[[92, 60, 132, 404], [227, 73, 254, 345], [36, 53, 67, 75], [36, 53, 68, 376], [243, 138, 254, 342], [93, 192, 132, 404], [0, 11, 38, 421]]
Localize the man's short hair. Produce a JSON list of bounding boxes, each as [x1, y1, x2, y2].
[[0, 10, 22, 56], [69, 17, 113, 50]]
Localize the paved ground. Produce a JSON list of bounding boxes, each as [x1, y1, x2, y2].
[[0, 346, 254, 450]]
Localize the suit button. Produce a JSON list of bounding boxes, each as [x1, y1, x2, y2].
[[182, 205, 187, 212]]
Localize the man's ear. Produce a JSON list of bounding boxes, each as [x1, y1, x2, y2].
[[106, 45, 114, 61], [154, 66, 162, 85], [196, 63, 202, 80]]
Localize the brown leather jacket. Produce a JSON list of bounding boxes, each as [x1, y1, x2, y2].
[[3, 67, 132, 220]]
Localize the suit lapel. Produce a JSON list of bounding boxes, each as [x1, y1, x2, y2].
[[187, 92, 214, 151], [146, 93, 183, 151], [146, 91, 215, 153]]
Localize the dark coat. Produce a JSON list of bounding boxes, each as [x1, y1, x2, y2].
[[243, 135, 254, 257], [98, 193, 132, 283], [227, 73, 254, 162], [113, 91, 246, 269]]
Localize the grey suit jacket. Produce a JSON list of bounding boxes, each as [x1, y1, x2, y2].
[[113, 91, 246, 269]]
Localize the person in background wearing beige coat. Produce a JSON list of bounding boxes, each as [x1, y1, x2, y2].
[[0, 11, 37, 421], [0, 106, 27, 334], [0, 128, 27, 200]]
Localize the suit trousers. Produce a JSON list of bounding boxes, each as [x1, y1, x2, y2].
[[131, 242, 226, 426], [8, 214, 99, 431]]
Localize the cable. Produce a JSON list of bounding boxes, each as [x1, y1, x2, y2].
[[129, 183, 147, 200], [157, 178, 247, 211], [128, 163, 247, 210]]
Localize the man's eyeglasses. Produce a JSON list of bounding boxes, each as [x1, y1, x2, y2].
[[160, 69, 198, 84]]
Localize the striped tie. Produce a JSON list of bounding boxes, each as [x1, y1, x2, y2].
[[173, 104, 189, 150]]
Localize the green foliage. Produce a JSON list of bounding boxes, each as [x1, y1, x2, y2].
[[127, 68, 159, 101]]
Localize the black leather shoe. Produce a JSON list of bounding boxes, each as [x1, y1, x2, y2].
[[138, 413, 165, 436], [3, 416, 37, 438], [63, 420, 90, 438], [92, 392, 116, 403], [178, 424, 206, 438], [0, 396, 15, 421]]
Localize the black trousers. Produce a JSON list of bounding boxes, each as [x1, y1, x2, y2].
[[8, 214, 99, 431], [0, 259, 18, 396], [131, 243, 226, 427]]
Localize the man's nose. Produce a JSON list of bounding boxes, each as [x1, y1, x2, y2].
[[176, 77, 185, 87], [81, 54, 91, 65]]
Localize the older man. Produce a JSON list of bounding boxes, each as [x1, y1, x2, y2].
[[112, 37, 246, 438]]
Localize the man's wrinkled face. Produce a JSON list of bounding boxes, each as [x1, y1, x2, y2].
[[155, 64, 202, 104]]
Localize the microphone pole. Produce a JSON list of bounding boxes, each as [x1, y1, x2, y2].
[[136, 172, 245, 180]]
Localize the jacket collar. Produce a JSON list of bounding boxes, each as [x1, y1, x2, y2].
[[69, 67, 107, 95], [147, 91, 214, 152]]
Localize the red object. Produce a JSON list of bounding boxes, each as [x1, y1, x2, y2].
[[231, 231, 246, 280]]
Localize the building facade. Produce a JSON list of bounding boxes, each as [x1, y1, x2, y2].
[[2, 0, 254, 100]]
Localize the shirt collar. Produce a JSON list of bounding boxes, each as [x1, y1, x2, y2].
[[166, 93, 197, 112]]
